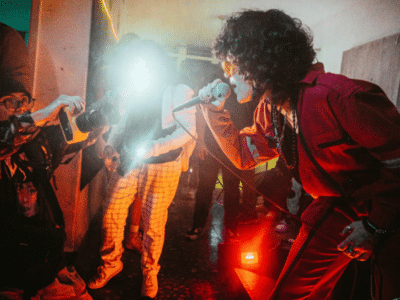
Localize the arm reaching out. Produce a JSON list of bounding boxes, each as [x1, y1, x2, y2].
[[30, 95, 85, 127]]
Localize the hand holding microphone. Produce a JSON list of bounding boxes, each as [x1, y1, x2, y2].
[[172, 79, 231, 112]]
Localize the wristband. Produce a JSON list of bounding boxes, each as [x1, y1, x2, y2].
[[362, 218, 392, 236]]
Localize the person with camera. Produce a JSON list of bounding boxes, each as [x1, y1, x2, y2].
[[87, 38, 196, 299], [0, 76, 87, 299], [0, 22, 92, 300], [0, 88, 90, 300], [199, 9, 400, 300]]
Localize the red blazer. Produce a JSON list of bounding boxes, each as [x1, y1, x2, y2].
[[203, 63, 400, 230]]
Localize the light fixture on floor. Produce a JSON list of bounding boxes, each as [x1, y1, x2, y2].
[[241, 251, 259, 265]]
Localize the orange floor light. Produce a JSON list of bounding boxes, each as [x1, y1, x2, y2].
[[241, 251, 259, 265]]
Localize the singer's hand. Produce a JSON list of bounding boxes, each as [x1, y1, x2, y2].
[[199, 79, 227, 111], [31, 95, 85, 126], [199, 79, 222, 102]]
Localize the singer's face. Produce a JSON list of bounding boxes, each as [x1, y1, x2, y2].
[[228, 72, 253, 104], [222, 60, 253, 103]]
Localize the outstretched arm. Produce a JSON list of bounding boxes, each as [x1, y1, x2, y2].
[[144, 84, 197, 158], [200, 81, 277, 170], [30, 95, 85, 127]]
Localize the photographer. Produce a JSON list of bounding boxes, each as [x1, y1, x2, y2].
[[0, 23, 91, 300], [0, 73, 90, 299]]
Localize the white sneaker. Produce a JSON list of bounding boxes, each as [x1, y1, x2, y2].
[[141, 271, 158, 298], [125, 231, 143, 253], [87, 260, 123, 289]]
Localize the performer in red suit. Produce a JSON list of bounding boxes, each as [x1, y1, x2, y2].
[[200, 9, 400, 300]]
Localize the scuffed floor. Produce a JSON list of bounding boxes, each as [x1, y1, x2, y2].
[[73, 172, 296, 299]]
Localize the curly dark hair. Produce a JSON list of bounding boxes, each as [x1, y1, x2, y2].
[[213, 9, 316, 105]]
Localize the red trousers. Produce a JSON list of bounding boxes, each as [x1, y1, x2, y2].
[[269, 197, 400, 300]]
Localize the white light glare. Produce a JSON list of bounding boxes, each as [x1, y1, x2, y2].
[[136, 146, 147, 158], [127, 58, 154, 94]]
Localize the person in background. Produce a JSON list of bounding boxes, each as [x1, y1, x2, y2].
[[200, 9, 400, 300], [257, 157, 312, 235], [0, 22, 31, 92], [274, 176, 309, 234], [100, 33, 145, 255], [179, 64, 258, 242], [87, 38, 196, 300], [186, 108, 257, 241]]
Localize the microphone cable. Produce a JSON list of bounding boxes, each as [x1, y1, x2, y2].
[[172, 107, 342, 247]]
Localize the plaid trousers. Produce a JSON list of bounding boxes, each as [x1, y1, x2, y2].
[[100, 157, 182, 274]]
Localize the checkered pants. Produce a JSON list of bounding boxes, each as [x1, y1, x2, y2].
[[100, 157, 182, 274]]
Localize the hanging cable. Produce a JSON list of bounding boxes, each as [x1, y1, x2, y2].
[[101, 0, 119, 42]]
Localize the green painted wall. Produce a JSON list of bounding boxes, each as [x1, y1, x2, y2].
[[0, 0, 32, 44]]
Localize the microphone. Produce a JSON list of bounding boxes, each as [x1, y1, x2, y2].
[[172, 82, 231, 112]]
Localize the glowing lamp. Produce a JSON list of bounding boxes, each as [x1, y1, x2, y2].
[[241, 252, 259, 265]]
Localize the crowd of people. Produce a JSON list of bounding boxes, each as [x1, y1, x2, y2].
[[1, 6, 399, 300]]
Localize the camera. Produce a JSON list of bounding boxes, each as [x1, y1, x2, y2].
[[59, 92, 121, 144]]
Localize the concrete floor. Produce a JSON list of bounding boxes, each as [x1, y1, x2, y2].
[[72, 172, 297, 300]]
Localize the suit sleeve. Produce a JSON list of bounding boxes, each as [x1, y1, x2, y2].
[[332, 83, 400, 230], [201, 104, 276, 170]]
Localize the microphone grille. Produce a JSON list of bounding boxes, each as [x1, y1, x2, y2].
[[212, 82, 231, 99]]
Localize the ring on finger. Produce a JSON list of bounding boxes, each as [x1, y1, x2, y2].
[[347, 247, 356, 256]]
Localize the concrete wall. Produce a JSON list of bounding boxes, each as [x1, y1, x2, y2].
[[310, 0, 400, 74], [341, 33, 400, 107], [29, 0, 93, 252]]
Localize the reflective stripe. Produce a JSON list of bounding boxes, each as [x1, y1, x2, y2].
[[382, 157, 400, 169]]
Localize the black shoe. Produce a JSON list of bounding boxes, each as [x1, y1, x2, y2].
[[237, 210, 259, 224], [185, 227, 203, 241]]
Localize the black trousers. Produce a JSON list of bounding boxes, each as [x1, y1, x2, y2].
[[191, 148, 256, 231]]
